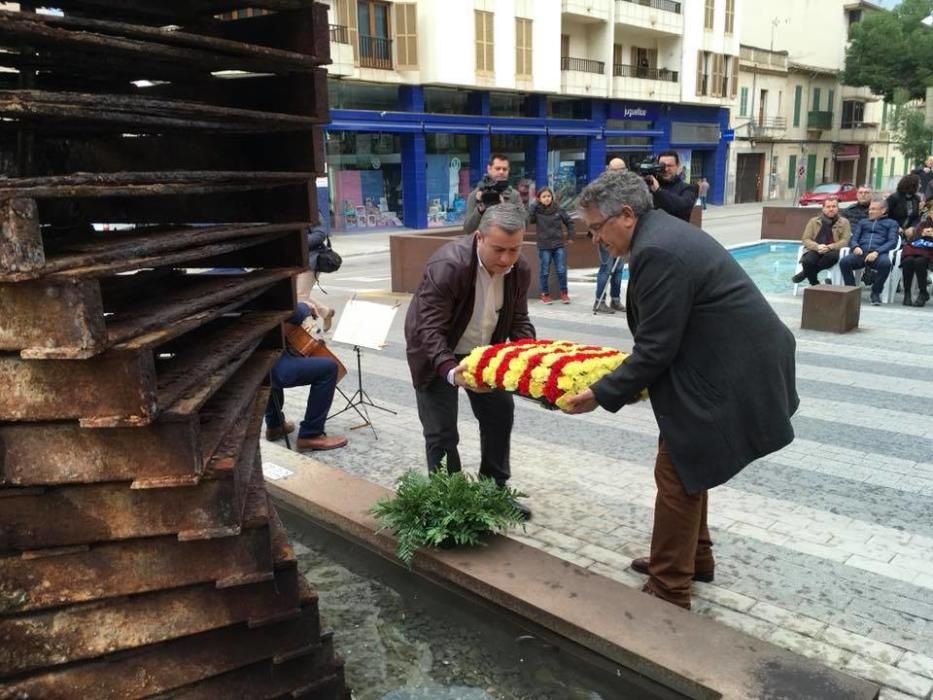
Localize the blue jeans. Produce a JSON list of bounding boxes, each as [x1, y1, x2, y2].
[[538, 246, 568, 293], [595, 242, 623, 301], [839, 251, 892, 295], [264, 353, 338, 438]]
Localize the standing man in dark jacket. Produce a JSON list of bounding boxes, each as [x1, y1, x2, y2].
[[839, 197, 900, 305], [645, 150, 698, 221], [563, 170, 798, 610], [405, 202, 535, 517], [462, 153, 522, 234]]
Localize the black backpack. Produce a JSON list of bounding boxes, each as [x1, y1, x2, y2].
[[307, 226, 342, 274]]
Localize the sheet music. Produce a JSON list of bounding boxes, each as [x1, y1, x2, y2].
[[332, 298, 398, 350]]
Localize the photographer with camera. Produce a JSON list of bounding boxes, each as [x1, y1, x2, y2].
[[639, 151, 698, 222], [463, 153, 522, 234]]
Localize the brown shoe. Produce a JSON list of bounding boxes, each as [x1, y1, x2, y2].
[[265, 420, 295, 441], [631, 557, 714, 583], [295, 433, 347, 451], [642, 584, 691, 610]]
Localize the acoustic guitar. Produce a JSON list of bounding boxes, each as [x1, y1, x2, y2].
[[284, 321, 347, 384]]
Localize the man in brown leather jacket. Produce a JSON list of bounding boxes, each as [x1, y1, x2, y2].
[[405, 202, 535, 517]]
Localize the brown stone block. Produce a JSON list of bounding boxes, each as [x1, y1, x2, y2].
[[801, 285, 861, 333]]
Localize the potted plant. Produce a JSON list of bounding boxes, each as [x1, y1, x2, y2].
[[370, 465, 527, 565]]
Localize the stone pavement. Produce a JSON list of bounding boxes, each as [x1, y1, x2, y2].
[[263, 279, 933, 700]]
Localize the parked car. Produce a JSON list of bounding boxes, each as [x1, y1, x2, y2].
[[798, 182, 857, 207]]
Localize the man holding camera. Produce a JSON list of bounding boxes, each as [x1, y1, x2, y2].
[[643, 150, 698, 222], [463, 153, 522, 235]]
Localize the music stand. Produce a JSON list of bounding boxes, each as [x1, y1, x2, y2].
[[328, 297, 399, 438]]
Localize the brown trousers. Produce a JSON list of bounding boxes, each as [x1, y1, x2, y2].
[[643, 440, 714, 608]]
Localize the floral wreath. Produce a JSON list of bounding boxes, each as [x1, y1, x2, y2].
[[461, 339, 648, 411]]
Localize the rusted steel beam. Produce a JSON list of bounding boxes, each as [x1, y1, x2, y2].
[[0, 310, 286, 425], [205, 5, 329, 64], [0, 10, 323, 75], [0, 197, 43, 275], [158, 655, 343, 700], [0, 277, 107, 356], [0, 89, 323, 132], [0, 566, 303, 678], [0, 349, 278, 487], [0, 222, 306, 283], [0, 170, 314, 199], [24, 1, 316, 24], [36, 181, 316, 225], [0, 524, 274, 614], [0, 606, 326, 700]]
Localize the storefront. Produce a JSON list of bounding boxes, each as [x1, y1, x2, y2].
[[323, 81, 731, 231]]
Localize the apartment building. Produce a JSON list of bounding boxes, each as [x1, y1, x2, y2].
[[728, 0, 905, 204], [322, 0, 739, 231]]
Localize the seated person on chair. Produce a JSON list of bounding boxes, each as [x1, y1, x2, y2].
[[792, 198, 851, 286], [840, 185, 872, 225], [839, 197, 899, 306], [265, 297, 347, 452], [901, 199, 933, 307]]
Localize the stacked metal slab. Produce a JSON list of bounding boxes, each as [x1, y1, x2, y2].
[[0, 2, 347, 698]]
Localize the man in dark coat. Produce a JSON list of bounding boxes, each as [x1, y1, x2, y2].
[[405, 202, 535, 517], [564, 170, 798, 609], [645, 150, 698, 221]]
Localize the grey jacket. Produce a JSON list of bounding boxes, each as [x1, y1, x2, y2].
[[590, 210, 798, 493], [529, 202, 573, 250], [462, 184, 522, 234]]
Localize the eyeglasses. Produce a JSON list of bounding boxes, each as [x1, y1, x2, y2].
[[588, 212, 620, 236]]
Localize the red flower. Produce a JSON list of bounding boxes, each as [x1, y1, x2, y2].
[[542, 350, 618, 404]]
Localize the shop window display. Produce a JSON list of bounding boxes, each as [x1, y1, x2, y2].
[[547, 136, 586, 210], [327, 131, 405, 232], [426, 134, 470, 228]]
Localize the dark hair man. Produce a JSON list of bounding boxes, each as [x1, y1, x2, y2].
[[405, 202, 535, 518], [792, 197, 851, 287], [563, 170, 798, 610], [644, 150, 698, 221], [462, 153, 522, 234]]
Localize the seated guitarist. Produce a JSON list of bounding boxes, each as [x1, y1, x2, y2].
[[264, 297, 347, 451]]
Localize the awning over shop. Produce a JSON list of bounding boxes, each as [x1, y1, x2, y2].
[[834, 144, 861, 161]]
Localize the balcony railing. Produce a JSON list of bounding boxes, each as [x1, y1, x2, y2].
[[807, 111, 833, 130], [841, 120, 879, 130], [738, 45, 788, 70], [329, 24, 349, 44], [359, 35, 392, 69], [560, 56, 605, 74], [751, 116, 787, 129], [619, 0, 682, 13], [613, 63, 679, 82]]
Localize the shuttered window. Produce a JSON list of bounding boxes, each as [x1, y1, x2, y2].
[[515, 18, 532, 78], [395, 3, 417, 68], [725, 0, 734, 33], [475, 10, 494, 75], [711, 53, 724, 97], [696, 50, 706, 96], [704, 0, 715, 30]]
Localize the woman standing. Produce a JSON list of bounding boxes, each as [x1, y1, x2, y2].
[[529, 186, 575, 304]]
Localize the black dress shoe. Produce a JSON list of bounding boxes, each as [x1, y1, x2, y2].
[[631, 557, 714, 583], [510, 499, 532, 521], [916, 294, 929, 307], [791, 271, 807, 284]]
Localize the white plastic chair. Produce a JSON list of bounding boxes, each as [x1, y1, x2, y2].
[[793, 244, 845, 296], [844, 240, 902, 304]]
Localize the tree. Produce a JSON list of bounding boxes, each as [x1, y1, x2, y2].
[[892, 104, 933, 166], [843, 0, 933, 102]]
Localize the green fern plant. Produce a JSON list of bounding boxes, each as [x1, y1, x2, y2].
[[370, 466, 526, 565]]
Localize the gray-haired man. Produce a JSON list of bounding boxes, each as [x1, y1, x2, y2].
[[562, 170, 798, 609], [405, 202, 535, 518]]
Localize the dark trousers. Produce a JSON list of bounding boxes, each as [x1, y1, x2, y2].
[[840, 251, 892, 295], [902, 255, 930, 298], [799, 249, 840, 285], [644, 440, 714, 608], [264, 353, 338, 438], [414, 374, 514, 485]]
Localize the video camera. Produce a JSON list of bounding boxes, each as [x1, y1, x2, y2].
[[478, 174, 509, 206], [635, 156, 665, 179]]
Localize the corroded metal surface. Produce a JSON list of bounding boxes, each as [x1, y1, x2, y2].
[[0, 2, 346, 697]]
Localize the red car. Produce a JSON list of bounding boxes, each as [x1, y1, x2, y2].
[[799, 182, 857, 207]]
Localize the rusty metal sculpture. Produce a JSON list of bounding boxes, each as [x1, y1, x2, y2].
[[0, 2, 347, 697]]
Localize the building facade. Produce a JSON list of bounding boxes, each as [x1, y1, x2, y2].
[[322, 0, 740, 232], [728, 0, 906, 204]]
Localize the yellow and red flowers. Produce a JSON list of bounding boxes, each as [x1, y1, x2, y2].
[[461, 339, 647, 410]]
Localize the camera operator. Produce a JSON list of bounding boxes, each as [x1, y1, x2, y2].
[[643, 150, 698, 222], [463, 153, 522, 234]]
